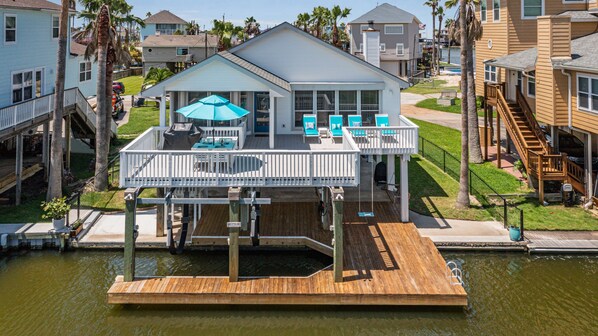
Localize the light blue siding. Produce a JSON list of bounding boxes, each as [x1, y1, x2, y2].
[[65, 54, 98, 98], [140, 23, 156, 41]]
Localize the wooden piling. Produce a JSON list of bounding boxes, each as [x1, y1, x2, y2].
[[124, 188, 140, 282], [15, 133, 23, 206], [228, 187, 242, 282], [331, 187, 344, 282]]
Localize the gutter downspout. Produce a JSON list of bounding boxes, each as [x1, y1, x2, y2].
[[561, 69, 572, 128]]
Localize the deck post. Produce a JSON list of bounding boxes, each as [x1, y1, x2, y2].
[[15, 132, 23, 206], [400, 155, 410, 222], [156, 188, 165, 237], [228, 187, 242, 282], [268, 91, 275, 149], [386, 154, 396, 192], [320, 187, 329, 230], [124, 187, 141, 282], [42, 122, 50, 180], [159, 92, 167, 127], [496, 113, 501, 169], [64, 114, 71, 170], [483, 104, 488, 161], [331, 187, 344, 282]]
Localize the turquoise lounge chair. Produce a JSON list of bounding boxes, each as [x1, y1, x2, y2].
[[303, 114, 319, 143], [348, 115, 366, 137], [376, 114, 397, 136], [328, 115, 343, 143]]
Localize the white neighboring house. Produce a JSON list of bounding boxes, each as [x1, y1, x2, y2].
[[125, 22, 418, 221]]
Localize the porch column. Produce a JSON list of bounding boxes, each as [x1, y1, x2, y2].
[[124, 187, 140, 282], [585, 133, 593, 200], [228, 187, 242, 282], [159, 92, 167, 127], [269, 91, 275, 149], [400, 154, 409, 222], [15, 133, 23, 206], [386, 154, 396, 192], [331, 187, 344, 282], [42, 122, 50, 180]]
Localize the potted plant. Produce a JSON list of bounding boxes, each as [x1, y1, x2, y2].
[[509, 225, 522, 241], [41, 197, 71, 231]]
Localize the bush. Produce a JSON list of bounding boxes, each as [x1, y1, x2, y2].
[[41, 197, 71, 220]]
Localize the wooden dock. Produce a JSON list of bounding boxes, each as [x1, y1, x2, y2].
[[108, 202, 467, 306]]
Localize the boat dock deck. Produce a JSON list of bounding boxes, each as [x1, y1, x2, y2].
[[108, 202, 467, 306]]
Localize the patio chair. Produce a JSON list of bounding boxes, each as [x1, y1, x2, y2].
[[328, 115, 344, 143], [303, 114, 320, 143], [375, 114, 397, 136], [347, 115, 366, 137]]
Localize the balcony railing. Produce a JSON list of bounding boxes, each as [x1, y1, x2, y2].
[[346, 115, 419, 155]]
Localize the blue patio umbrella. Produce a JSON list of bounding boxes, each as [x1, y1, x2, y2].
[[176, 95, 250, 143]]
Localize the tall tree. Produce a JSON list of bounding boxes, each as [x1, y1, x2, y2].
[[211, 19, 243, 50], [47, 0, 70, 200], [145, 11, 151, 18], [309, 6, 330, 38], [445, 18, 455, 64], [295, 12, 310, 32], [329, 5, 351, 47], [455, 0, 470, 208], [185, 20, 199, 35], [424, 0, 439, 75], [436, 6, 445, 70], [243, 16, 261, 40]]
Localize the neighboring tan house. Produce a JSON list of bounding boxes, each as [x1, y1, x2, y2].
[[476, 0, 598, 203], [348, 3, 423, 79], [141, 34, 218, 74], [140, 10, 187, 41]]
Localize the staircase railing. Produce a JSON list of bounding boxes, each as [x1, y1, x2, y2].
[[484, 82, 506, 106], [564, 158, 586, 194], [495, 88, 530, 166], [516, 86, 550, 154]]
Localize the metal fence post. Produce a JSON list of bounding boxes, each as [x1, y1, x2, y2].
[[443, 150, 446, 172], [520, 210, 524, 240], [469, 170, 472, 194], [503, 199, 508, 227]]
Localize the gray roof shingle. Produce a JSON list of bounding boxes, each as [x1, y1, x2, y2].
[[144, 10, 187, 25], [219, 51, 291, 91], [349, 3, 420, 24], [0, 0, 61, 11], [141, 34, 218, 48], [558, 11, 598, 22]]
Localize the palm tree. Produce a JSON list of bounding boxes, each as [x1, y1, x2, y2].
[[447, 0, 484, 164], [144, 67, 175, 85], [329, 5, 351, 47], [424, 0, 439, 75], [47, 0, 70, 200], [76, 0, 142, 191], [243, 16, 261, 40], [186, 20, 200, 35], [211, 19, 243, 50], [455, 0, 470, 209], [145, 11, 151, 18], [445, 18, 455, 64], [309, 6, 330, 39], [436, 6, 445, 70], [295, 12, 310, 32]]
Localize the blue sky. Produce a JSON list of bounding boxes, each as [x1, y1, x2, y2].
[[109, 0, 457, 38]]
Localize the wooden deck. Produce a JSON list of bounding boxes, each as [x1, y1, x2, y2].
[[107, 202, 467, 306]]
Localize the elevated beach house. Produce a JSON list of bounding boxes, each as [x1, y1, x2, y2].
[[348, 3, 423, 80], [141, 34, 218, 75], [140, 10, 187, 41], [0, 0, 109, 204], [476, 0, 598, 203]]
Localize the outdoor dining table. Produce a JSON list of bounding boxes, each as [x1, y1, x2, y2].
[[191, 137, 237, 172]]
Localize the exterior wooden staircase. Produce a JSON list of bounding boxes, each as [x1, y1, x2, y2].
[[485, 83, 586, 201]]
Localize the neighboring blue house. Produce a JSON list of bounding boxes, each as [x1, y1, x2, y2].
[[0, 0, 97, 109], [140, 10, 187, 41]]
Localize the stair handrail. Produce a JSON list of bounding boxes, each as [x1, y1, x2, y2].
[[516, 86, 551, 154], [495, 89, 530, 165]]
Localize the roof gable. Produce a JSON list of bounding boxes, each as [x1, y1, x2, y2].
[[349, 3, 420, 24], [0, 0, 61, 11], [144, 10, 187, 25], [229, 22, 408, 87]]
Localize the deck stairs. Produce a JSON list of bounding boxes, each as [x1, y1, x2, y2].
[[486, 83, 586, 199]]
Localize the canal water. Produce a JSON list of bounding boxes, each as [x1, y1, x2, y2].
[[0, 250, 596, 335]]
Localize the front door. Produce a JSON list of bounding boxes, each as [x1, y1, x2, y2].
[[508, 70, 518, 101], [254, 92, 269, 134]]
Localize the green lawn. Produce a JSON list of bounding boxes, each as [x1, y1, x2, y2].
[[118, 105, 161, 139], [412, 117, 598, 230], [119, 75, 144, 95], [415, 97, 487, 117], [403, 79, 460, 95]]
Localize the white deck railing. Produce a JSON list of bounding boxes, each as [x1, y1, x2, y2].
[[119, 115, 419, 188], [200, 121, 247, 149], [0, 87, 117, 135]]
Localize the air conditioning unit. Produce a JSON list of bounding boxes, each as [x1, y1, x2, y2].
[[185, 54, 193, 62]]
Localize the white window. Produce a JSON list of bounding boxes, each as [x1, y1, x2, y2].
[[380, 43, 386, 52], [481, 1, 487, 22], [396, 43, 405, 55], [360, 24, 369, 32], [176, 47, 189, 56], [12, 70, 34, 104], [578, 75, 598, 113], [316, 91, 335, 127], [384, 24, 404, 35], [522, 0, 543, 19], [52, 15, 59, 39], [484, 65, 497, 83], [527, 73, 536, 97], [294, 91, 313, 128], [4, 14, 16, 44], [493, 0, 500, 22], [361, 90, 379, 126], [79, 62, 92, 82]]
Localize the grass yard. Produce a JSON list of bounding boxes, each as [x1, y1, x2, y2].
[[80, 188, 157, 213], [118, 105, 162, 139], [119, 75, 144, 95], [415, 97, 487, 117], [403, 79, 460, 95], [412, 117, 598, 230]]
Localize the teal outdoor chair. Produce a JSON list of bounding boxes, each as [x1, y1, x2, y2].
[[303, 114, 319, 143], [328, 115, 344, 143], [348, 115, 366, 137], [375, 114, 396, 136]]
